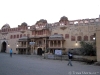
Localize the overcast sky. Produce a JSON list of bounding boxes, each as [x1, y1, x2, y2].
[[0, 0, 100, 28]]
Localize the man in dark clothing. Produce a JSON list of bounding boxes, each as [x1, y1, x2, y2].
[[67, 52, 73, 66]]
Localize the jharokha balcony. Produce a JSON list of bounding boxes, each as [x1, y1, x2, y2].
[[48, 34, 65, 50]]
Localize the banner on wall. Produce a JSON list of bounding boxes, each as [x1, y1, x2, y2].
[[55, 50, 62, 55]]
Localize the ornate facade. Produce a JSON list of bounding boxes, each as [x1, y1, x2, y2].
[[0, 16, 100, 58]]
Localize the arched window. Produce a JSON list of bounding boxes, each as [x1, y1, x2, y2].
[[77, 36, 82, 41], [20, 34, 22, 38], [10, 35, 13, 39], [90, 35, 93, 41], [17, 34, 19, 38], [65, 34, 69, 39], [84, 35, 88, 41], [71, 36, 75, 41], [14, 35, 16, 39]]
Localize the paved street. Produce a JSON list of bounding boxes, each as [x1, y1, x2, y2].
[[0, 53, 100, 75]]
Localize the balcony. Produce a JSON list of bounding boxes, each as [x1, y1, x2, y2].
[[60, 25, 67, 30], [20, 29, 26, 33]]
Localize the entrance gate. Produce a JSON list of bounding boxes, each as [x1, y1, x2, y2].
[[1, 41, 7, 52], [37, 48, 42, 55]]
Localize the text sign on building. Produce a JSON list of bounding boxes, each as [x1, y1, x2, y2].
[[55, 50, 62, 55], [29, 42, 35, 45]]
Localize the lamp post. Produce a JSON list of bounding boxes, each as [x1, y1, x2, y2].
[[16, 43, 19, 53], [75, 41, 78, 46], [93, 37, 96, 40], [8, 44, 10, 47], [27, 26, 30, 54], [7, 43, 10, 52], [16, 44, 18, 47]]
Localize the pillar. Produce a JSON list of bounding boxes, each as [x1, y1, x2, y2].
[[19, 42, 21, 47], [56, 41, 58, 47], [26, 41, 28, 47], [26, 49, 28, 54], [53, 41, 54, 47], [49, 41, 50, 47], [45, 38, 46, 50], [33, 39, 35, 54], [61, 41, 62, 47]]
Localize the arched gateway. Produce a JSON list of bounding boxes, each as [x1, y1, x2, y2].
[[1, 41, 7, 52], [37, 48, 42, 55]]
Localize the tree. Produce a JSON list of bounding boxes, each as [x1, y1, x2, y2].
[[80, 41, 96, 56]]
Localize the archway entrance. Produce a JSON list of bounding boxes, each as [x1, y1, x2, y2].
[[37, 48, 42, 55], [1, 41, 7, 52]]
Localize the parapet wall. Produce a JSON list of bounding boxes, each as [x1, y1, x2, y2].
[[69, 18, 100, 25]]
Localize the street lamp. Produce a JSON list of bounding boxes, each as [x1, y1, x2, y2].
[[93, 37, 96, 40], [75, 41, 78, 46], [16, 44, 19, 47], [8, 44, 10, 47]]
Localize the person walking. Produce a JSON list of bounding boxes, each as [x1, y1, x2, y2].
[[67, 52, 73, 66], [10, 48, 13, 57]]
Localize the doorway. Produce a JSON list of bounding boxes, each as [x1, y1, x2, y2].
[[37, 48, 42, 55], [1, 41, 7, 52]]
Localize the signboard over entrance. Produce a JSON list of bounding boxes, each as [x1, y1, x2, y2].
[[55, 50, 62, 55], [29, 42, 35, 45]]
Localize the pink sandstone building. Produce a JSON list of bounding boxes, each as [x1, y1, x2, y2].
[[0, 16, 100, 61]]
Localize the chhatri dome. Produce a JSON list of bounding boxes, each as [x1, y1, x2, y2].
[[2, 23, 10, 29], [59, 16, 68, 21], [21, 22, 28, 26]]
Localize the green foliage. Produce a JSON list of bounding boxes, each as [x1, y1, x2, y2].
[[45, 48, 49, 53], [80, 41, 96, 56]]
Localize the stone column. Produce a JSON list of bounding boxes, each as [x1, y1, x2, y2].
[[30, 40, 32, 55], [45, 38, 47, 52], [26, 41, 28, 47], [49, 41, 50, 47], [56, 41, 58, 47], [33, 39, 35, 54], [26, 49, 28, 54], [19, 42, 20, 47], [20, 42, 21, 47], [53, 41, 54, 47], [61, 41, 62, 48], [22, 42, 23, 47]]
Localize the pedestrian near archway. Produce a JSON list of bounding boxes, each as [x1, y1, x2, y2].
[[10, 48, 13, 57]]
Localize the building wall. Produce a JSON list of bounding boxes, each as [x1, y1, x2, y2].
[[0, 24, 98, 53], [51, 24, 97, 52], [0, 28, 32, 54], [0, 17, 100, 55], [96, 29, 100, 61]]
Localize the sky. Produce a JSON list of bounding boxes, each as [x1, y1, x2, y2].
[[0, 0, 100, 28]]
